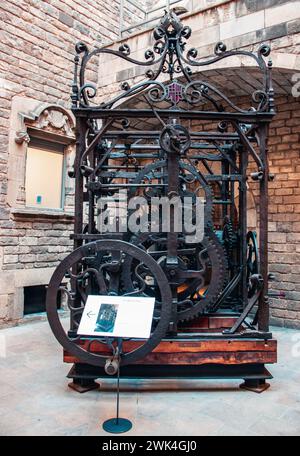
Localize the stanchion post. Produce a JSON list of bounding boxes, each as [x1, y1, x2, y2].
[[102, 338, 132, 433]]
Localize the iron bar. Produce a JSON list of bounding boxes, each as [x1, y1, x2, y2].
[[103, 131, 242, 140], [258, 123, 269, 332], [73, 109, 275, 123], [112, 143, 234, 150], [239, 134, 249, 309]]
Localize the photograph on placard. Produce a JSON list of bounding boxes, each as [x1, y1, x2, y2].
[[94, 303, 118, 333]]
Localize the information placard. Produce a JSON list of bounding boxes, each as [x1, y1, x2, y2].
[[77, 295, 155, 339]]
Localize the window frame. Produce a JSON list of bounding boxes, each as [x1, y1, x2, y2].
[[8, 101, 76, 221], [25, 137, 66, 212]]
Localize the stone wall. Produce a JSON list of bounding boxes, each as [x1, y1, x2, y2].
[[1, 220, 74, 271], [97, 0, 300, 103], [0, 0, 142, 326]]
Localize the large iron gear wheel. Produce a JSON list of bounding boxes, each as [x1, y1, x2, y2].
[[46, 240, 172, 367], [121, 229, 228, 322], [175, 229, 228, 321], [128, 159, 214, 225]]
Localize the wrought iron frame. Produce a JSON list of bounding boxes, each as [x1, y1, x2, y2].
[[46, 10, 277, 371]]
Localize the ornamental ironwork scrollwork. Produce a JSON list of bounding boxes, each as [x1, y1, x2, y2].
[[71, 10, 274, 114]]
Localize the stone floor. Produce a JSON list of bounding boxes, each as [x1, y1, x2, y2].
[[0, 320, 299, 436]]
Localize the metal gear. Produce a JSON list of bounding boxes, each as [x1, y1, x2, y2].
[[222, 215, 236, 258], [121, 229, 228, 322], [159, 124, 191, 154], [120, 232, 191, 298], [128, 159, 214, 225], [176, 228, 228, 321]]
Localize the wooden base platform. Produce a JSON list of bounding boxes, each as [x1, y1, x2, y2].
[[64, 314, 277, 393]]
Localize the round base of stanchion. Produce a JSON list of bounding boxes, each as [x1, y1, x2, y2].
[[102, 418, 132, 433]]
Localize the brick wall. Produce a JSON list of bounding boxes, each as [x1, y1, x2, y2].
[[0, 0, 142, 325], [0, 0, 92, 208], [0, 0, 144, 203], [192, 95, 300, 329], [0, 0, 139, 171], [241, 96, 300, 329], [265, 95, 300, 329]]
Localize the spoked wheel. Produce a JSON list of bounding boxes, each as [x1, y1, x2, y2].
[[46, 240, 172, 367]]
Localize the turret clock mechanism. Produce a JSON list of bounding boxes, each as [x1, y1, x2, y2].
[[46, 10, 279, 393]]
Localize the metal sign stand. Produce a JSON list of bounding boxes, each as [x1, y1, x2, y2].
[[102, 339, 132, 433]]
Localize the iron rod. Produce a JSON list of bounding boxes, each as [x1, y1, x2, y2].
[[258, 123, 269, 332], [73, 108, 274, 122]]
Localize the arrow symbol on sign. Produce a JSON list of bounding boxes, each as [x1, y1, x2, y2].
[[87, 311, 96, 318]]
